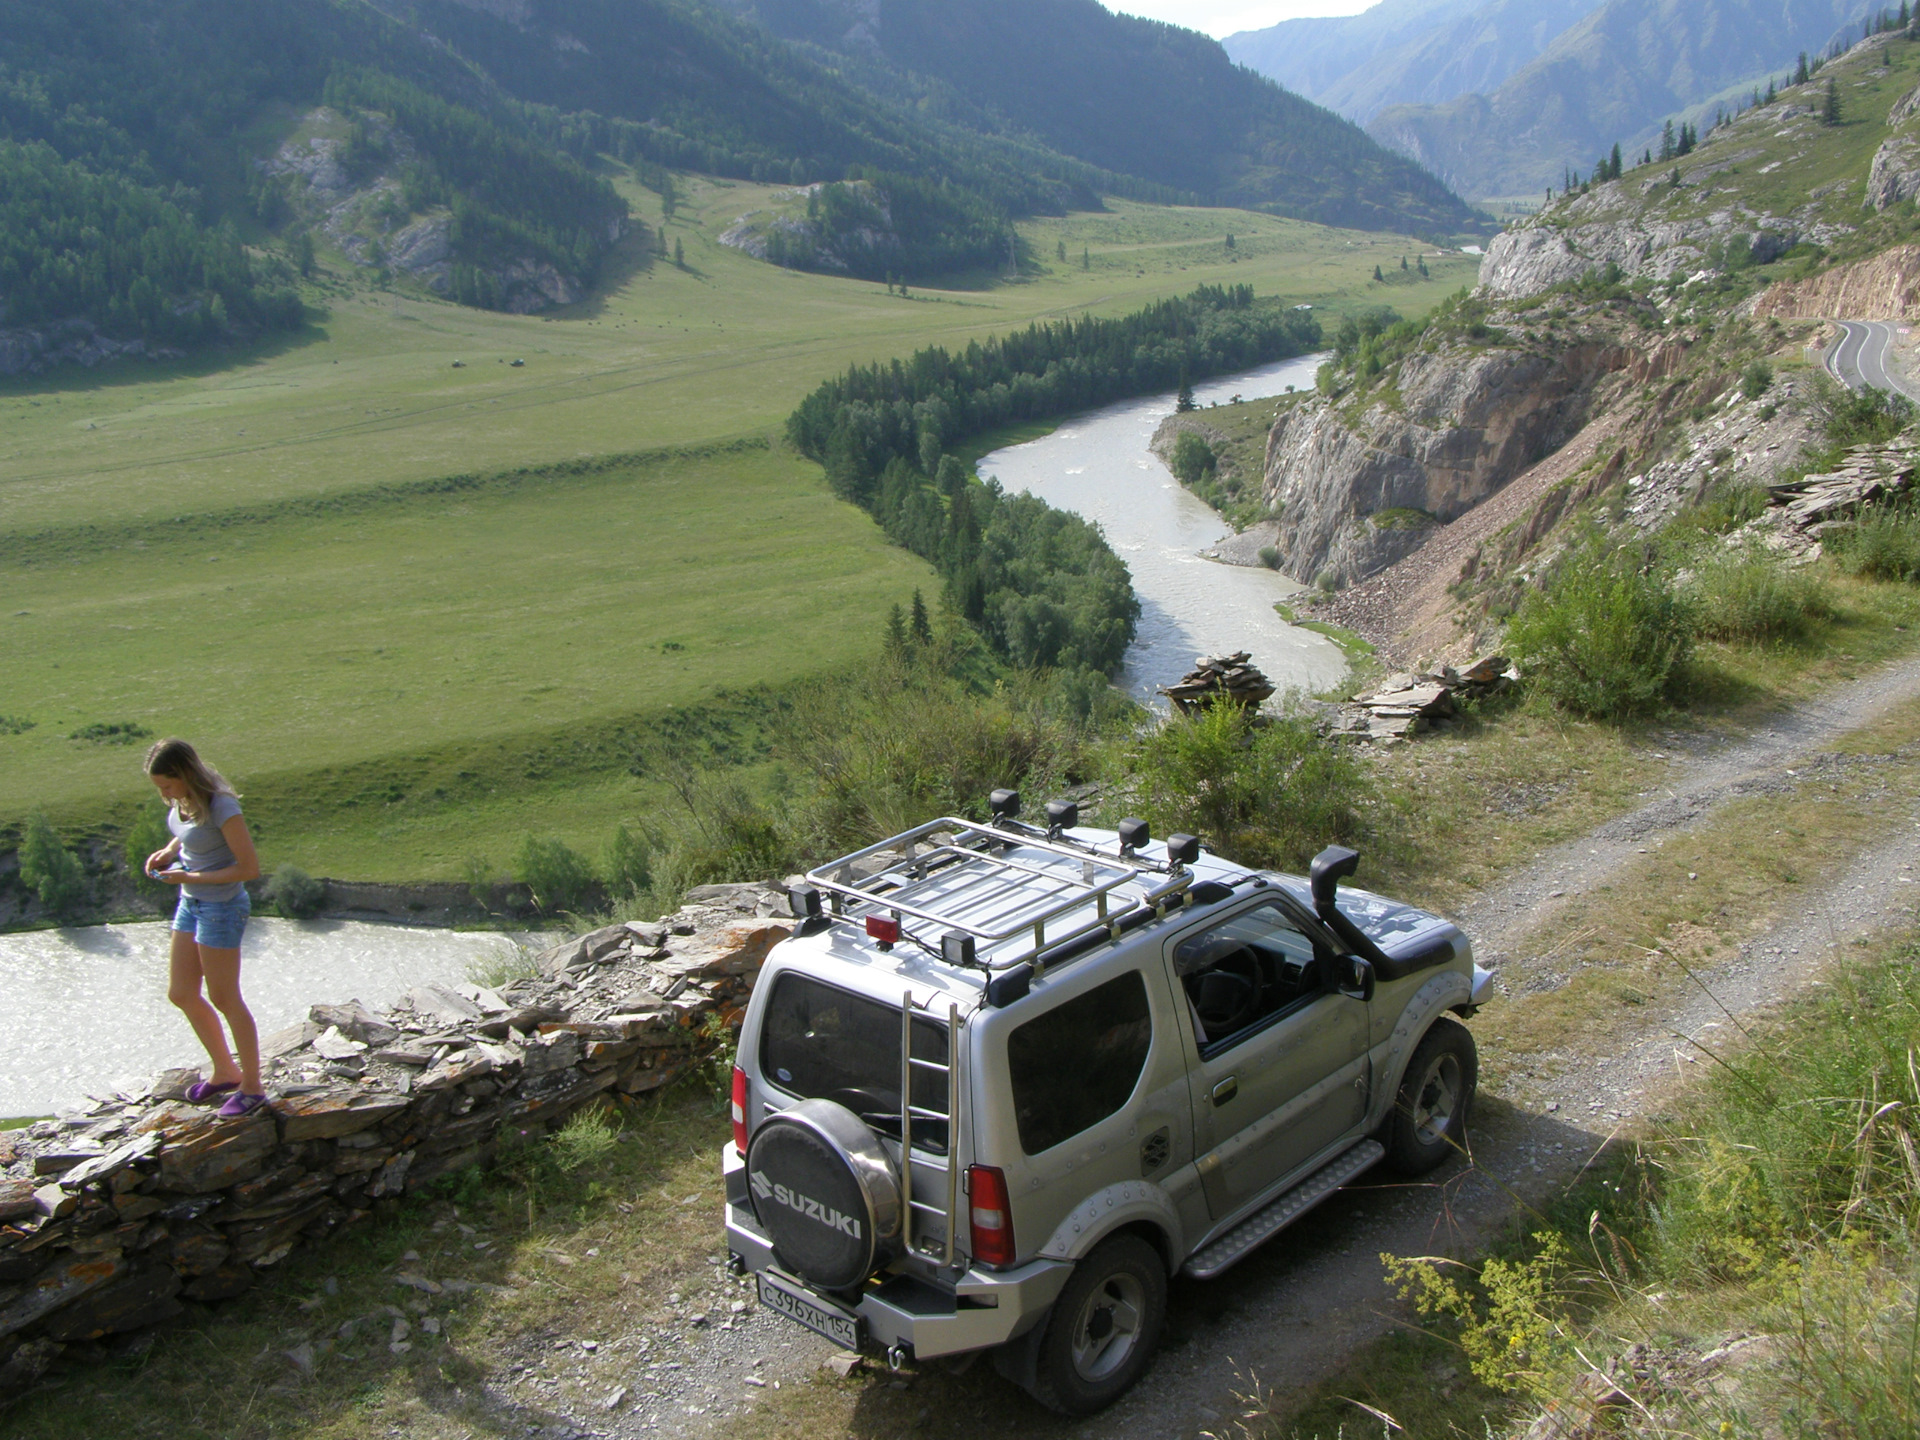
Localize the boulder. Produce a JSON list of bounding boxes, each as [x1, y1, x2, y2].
[[308, 1001, 399, 1047]]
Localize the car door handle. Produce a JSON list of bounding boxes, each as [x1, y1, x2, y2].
[[1211, 1076, 1239, 1107]]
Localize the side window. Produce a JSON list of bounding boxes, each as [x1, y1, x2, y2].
[[1173, 904, 1325, 1053], [1006, 971, 1153, 1157]]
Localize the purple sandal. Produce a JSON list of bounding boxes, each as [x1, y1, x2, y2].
[[184, 1080, 239, 1104], [217, 1091, 269, 1119]]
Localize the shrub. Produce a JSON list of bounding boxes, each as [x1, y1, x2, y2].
[[1832, 497, 1920, 581], [1130, 701, 1374, 872], [68, 721, 152, 745], [264, 865, 326, 919], [1170, 430, 1218, 486], [124, 806, 173, 899], [604, 824, 652, 900], [1740, 358, 1773, 399], [0, 714, 33, 735], [1687, 547, 1832, 643], [547, 1105, 620, 1172], [19, 813, 88, 918], [1818, 374, 1913, 448], [514, 834, 599, 915], [1506, 542, 1691, 719], [1257, 545, 1281, 570]]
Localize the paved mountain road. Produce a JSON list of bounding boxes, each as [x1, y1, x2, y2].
[[1826, 318, 1920, 400]]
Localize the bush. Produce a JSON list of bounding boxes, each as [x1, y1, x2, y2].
[[123, 806, 173, 899], [1130, 701, 1374, 872], [264, 865, 326, 919], [1506, 541, 1691, 719], [1687, 547, 1832, 643], [19, 813, 88, 918], [1257, 545, 1281, 570], [514, 835, 599, 915], [604, 825, 652, 900], [1170, 430, 1218, 486], [1818, 375, 1913, 448], [1740, 358, 1773, 399], [1832, 497, 1920, 582]]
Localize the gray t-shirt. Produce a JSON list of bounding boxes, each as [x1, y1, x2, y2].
[[168, 793, 246, 901]]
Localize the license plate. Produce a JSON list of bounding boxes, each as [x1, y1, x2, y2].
[[758, 1270, 864, 1351]]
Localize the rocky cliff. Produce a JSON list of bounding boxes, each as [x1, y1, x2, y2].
[[1261, 339, 1634, 588]]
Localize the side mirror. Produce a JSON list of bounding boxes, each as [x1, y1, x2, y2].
[[1338, 956, 1375, 1003], [1309, 845, 1360, 918]]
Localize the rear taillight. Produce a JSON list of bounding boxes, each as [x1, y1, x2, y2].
[[731, 1066, 749, 1156], [865, 915, 901, 946], [968, 1164, 1015, 1268]]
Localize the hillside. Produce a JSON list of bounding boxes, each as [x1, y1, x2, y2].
[[712, 0, 1487, 235], [1366, 0, 1869, 200], [1225, 0, 1604, 126]]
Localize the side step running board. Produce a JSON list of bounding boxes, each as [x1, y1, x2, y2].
[[1180, 1140, 1384, 1280]]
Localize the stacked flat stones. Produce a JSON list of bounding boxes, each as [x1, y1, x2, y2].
[[1160, 652, 1278, 713], [1334, 655, 1516, 742], [0, 880, 791, 1397]]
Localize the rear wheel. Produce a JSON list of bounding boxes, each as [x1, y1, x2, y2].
[[1027, 1234, 1166, 1415], [1382, 1017, 1477, 1175]]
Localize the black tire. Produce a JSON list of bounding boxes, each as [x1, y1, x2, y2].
[[1382, 1017, 1477, 1176], [1027, 1234, 1166, 1416]]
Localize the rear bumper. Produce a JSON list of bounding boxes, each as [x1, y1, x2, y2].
[[722, 1145, 1072, 1358]]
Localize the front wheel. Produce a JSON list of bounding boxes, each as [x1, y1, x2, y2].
[[1382, 1017, 1477, 1175], [1027, 1234, 1166, 1415]]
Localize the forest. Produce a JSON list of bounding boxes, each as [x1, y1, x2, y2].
[[0, 140, 302, 343], [788, 285, 1322, 670]]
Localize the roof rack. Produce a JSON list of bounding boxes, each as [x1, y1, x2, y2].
[[801, 815, 1198, 974]]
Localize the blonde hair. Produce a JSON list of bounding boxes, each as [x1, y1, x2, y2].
[[143, 738, 237, 823]]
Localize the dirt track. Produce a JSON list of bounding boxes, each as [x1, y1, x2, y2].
[[503, 656, 1920, 1440]]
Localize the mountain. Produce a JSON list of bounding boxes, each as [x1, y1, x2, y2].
[[1366, 0, 1871, 200], [1224, 0, 1605, 124], [713, 0, 1485, 234]]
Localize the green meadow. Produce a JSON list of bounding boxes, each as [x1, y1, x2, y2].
[[1, 171, 1478, 884]]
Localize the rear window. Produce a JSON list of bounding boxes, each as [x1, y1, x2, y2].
[[1006, 971, 1152, 1156], [759, 972, 951, 1151]]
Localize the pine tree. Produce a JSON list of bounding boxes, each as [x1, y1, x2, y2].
[[1224, 233, 1235, 251], [674, 236, 685, 267], [1400, 255, 1408, 270], [884, 604, 908, 658], [1081, 247, 1090, 270], [1056, 239, 1067, 263], [1659, 120, 1675, 161], [1796, 51, 1810, 85], [1610, 142, 1623, 180], [1766, 78, 1777, 104], [1373, 264, 1384, 281], [909, 589, 933, 646], [1824, 76, 1842, 126], [1175, 370, 1196, 413]]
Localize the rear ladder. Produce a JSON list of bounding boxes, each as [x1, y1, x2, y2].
[[900, 992, 961, 1265]]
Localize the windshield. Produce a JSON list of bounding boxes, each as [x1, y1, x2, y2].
[[759, 972, 951, 1152]]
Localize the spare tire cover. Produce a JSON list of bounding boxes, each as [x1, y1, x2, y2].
[[746, 1098, 902, 1291]]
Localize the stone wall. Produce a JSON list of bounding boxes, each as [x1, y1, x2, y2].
[[0, 881, 792, 1398]]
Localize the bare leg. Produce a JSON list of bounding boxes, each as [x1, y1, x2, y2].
[[197, 945, 261, 1094], [168, 931, 242, 1086]]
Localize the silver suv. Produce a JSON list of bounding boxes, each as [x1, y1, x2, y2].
[[722, 793, 1490, 1414]]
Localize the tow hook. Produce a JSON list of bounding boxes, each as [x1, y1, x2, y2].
[[886, 1344, 910, 1372], [727, 1253, 747, 1276]]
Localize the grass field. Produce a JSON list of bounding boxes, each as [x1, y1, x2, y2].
[[1, 168, 1478, 884]]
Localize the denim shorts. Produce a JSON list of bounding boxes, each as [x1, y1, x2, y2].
[[171, 891, 252, 949]]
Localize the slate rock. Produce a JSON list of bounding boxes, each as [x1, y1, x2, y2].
[[40, 1263, 183, 1341], [0, 1185, 34, 1225], [0, 1336, 63, 1392], [156, 1111, 277, 1194], [58, 1133, 162, 1193], [308, 1001, 399, 1047], [179, 1263, 254, 1303], [0, 1253, 125, 1340], [277, 1091, 409, 1143], [161, 1230, 231, 1277], [402, 986, 484, 1026]]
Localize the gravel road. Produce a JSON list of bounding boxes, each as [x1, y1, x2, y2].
[[478, 655, 1920, 1440]]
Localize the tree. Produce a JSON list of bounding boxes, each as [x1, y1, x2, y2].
[[909, 589, 933, 645], [1373, 264, 1384, 281], [1056, 239, 1067, 263], [20, 813, 87, 918], [1766, 78, 1777, 104], [1660, 119, 1676, 160], [1081, 247, 1090, 270], [884, 603, 909, 658], [1795, 51, 1810, 85], [1224, 233, 1235, 251], [290, 228, 316, 278], [1609, 142, 1622, 180], [1824, 77, 1842, 126], [1416, 255, 1429, 277], [674, 236, 685, 267], [1175, 370, 1196, 413]]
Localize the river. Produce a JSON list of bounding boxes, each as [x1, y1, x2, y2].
[[976, 351, 1346, 704], [1, 918, 527, 1118]]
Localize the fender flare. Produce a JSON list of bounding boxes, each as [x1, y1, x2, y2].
[[1035, 1179, 1186, 1272], [1366, 969, 1472, 1133]]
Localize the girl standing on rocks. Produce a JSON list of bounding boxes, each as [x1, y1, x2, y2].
[[141, 739, 266, 1118]]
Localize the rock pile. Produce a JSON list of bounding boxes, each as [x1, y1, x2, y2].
[[0, 881, 793, 1398], [1767, 446, 1914, 540], [1334, 656, 1515, 742], [1160, 652, 1277, 713]]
